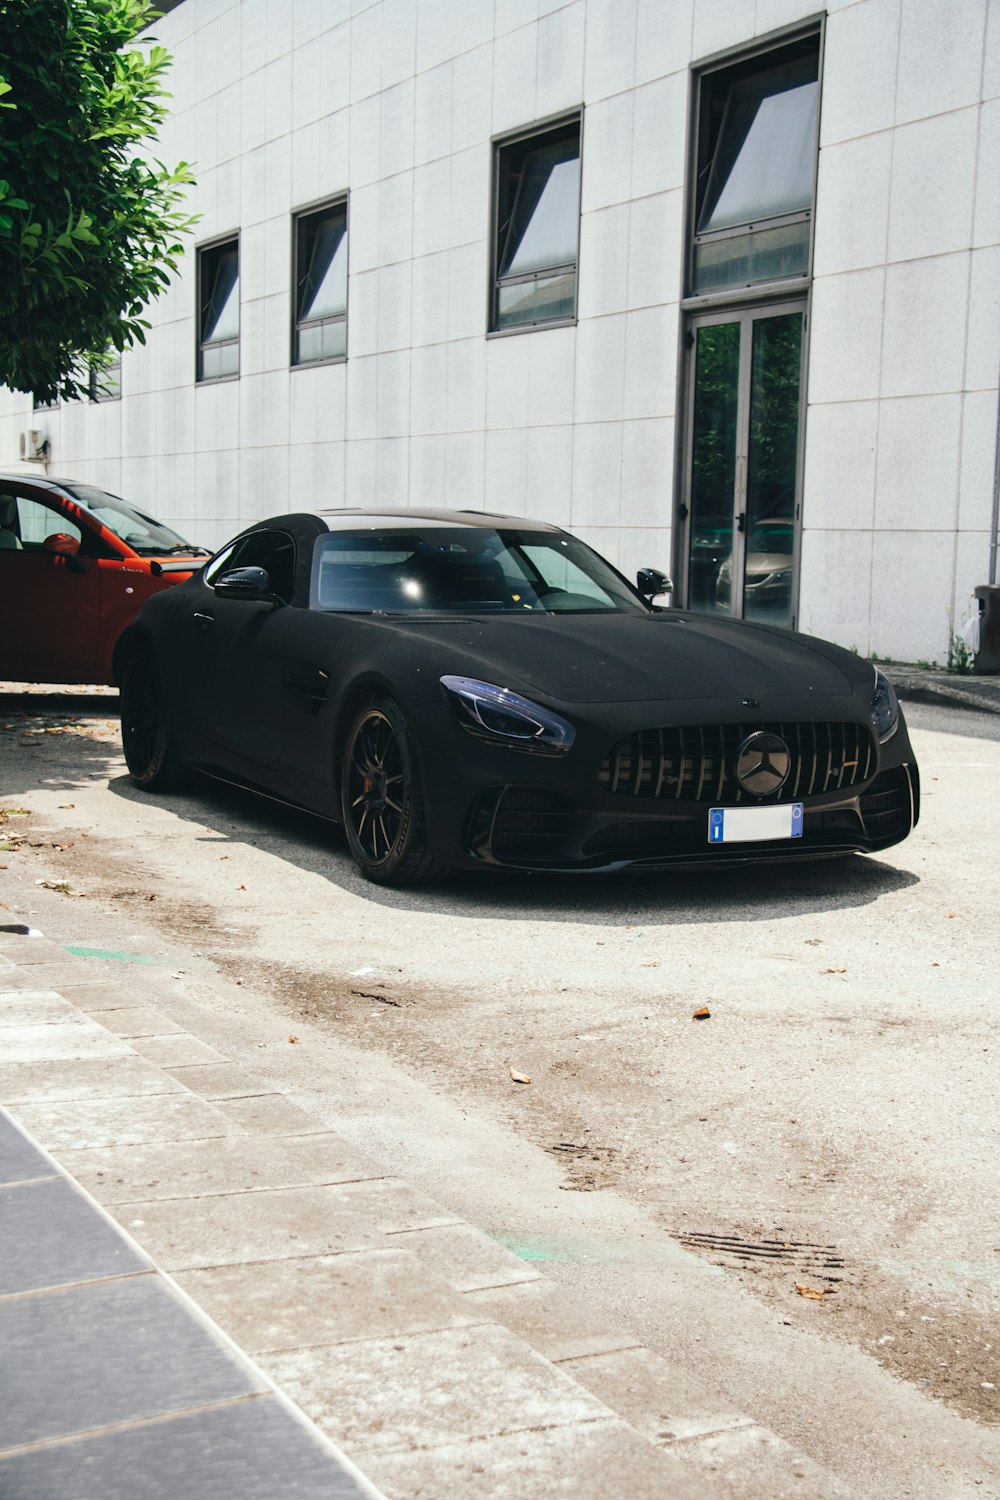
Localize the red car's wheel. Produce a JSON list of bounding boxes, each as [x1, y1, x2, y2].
[[120, 648, 188, 791]]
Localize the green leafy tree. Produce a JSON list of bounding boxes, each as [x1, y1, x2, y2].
[[0, 0, 195, 403]]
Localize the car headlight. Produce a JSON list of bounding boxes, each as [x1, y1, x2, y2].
[[871, 667, 899, 743], [440, 676, 575, 755]]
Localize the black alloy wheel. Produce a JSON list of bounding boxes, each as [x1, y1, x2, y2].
[[341, 697, 447, 886], [120, 648, 188, 791]]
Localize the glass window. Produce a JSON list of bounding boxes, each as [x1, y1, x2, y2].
[[293, 200, 348, 365], [0, 492, 85, 552], [210, 529, 296, 603], [692, 39, 819, 295], [61, 483, 194, 554], [310, 527, 644, 614], [198, 238, 240, 381], [492, 118, 581, 332], [89, 354, 122, 402]]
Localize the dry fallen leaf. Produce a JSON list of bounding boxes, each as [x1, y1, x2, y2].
[[509, 1068, 532, 1085], [821, 967, 847, 974], [692, 1006, 711, 1020], [58, 803, 75, 810], [288, 1035, 298, 1044], [795, 1283, 827, 1300]]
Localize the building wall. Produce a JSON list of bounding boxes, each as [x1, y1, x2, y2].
[[1, 0, 997, 664]]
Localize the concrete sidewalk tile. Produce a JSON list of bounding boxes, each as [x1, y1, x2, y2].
[[336, 1176, 462, 1236], [0, 939, 70, 965], [385, 1222, 542, 1292], [2, 1019, 135, 1062], [462, 1279, 642, 1363], [9, 1091, 239, 1151], [0, 1396, 377, 1500], [57, 981, 152, 1008], [160, 1061, 271, 1098], [61, 1131, 381, 1203], [265, 1323, 616, 1457], [0, 1112, 56, 1187], [0, 1054, 188, 1104], [111, 1182, 390, 1270], [77, 1003, 186, 1036], [212, 1092, 332, 1136], [0, 961, 115, 990], [0, 992, 87, 1025], [355, 1419, 717, 1500], [133, 1033, 227, 1067], [555, 1345, 752, 1445], [176, 1247, 476, 1354], [0, 1178, 148, 1294], [668, 1422, 851, 1500], [0, 1276, 265, 1449]]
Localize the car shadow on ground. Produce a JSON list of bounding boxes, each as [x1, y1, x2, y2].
[[0, 702, 123, 801], [103, 768, 920, 926]]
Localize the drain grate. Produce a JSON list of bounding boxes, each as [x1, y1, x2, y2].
[[677, 1230, 845, 1279]]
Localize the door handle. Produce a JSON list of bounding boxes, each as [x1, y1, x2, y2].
[[737, 512, 746, 534], [193, 611, 214, 629]]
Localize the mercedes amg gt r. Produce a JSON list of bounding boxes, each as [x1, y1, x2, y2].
[[117, 508, 919, 885]]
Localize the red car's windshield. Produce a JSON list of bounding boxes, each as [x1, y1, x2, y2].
[[62, 483, 197, 556]]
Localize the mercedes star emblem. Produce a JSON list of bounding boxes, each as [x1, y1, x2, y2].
[[735, 731, 791, 797]]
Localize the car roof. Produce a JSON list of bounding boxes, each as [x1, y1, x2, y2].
[[0, 472, 69, 490], [314, 507, 566, 534]]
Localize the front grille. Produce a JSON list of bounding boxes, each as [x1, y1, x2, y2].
[[598, 721, 876, 805]]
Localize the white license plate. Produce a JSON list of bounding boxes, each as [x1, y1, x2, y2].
[[708, 804, 803, 844]]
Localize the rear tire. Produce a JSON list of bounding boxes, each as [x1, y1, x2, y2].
[[341, 696, 448, 886], [120, 647, 188, 791]]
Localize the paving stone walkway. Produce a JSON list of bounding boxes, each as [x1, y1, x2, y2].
[[0, 925, 850, 1499]]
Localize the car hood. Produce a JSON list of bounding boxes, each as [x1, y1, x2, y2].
[[378, 611, 871, 706], [745, 551, 793, 577]]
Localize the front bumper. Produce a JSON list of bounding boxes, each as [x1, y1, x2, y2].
[[407, 697, 920, 875]]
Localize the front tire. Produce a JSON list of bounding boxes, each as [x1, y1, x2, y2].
[[120, 647, 188, 791], [341, 696, 448, 886]]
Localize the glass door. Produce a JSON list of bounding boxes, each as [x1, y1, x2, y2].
[[683, 303, 805, 628]]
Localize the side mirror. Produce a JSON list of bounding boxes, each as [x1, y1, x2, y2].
[[214, 566, 284, 606], [43, 532, 81, 557], [636, 567, 673, 602]]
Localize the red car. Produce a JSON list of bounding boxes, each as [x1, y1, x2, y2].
[[0, 473, 208, 686]]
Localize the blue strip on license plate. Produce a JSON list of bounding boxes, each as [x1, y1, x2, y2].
[[708, 804, 803, 843]]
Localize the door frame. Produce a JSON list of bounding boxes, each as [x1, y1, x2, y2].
[[676, 295, 809, 630]]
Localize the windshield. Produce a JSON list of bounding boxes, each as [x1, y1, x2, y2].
[[61, 483, 197, 555], [310, 527, 647, 615]]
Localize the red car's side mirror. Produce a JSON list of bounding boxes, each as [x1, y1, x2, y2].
[[43, 532, 82, 557]]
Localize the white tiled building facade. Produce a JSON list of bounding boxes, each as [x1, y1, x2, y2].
[[2, 0, 998, 663]]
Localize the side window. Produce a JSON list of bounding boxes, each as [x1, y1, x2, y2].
[[0, 494, 84, 553], [491, 115, 581, 333], [209, 530, 296, 604]]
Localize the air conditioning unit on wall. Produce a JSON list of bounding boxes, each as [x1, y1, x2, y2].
[[19, 429, 48, 462]]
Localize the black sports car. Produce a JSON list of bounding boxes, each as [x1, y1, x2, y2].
[[117, 509, 919, 885]]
